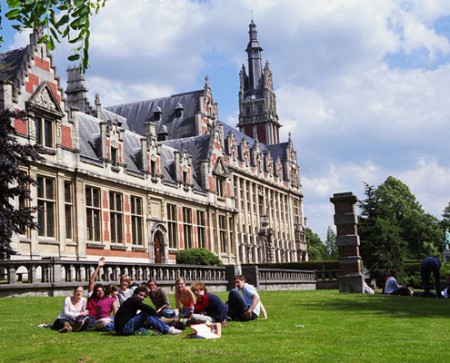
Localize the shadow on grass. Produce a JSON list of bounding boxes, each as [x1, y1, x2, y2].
[[301, 294, 450, 319]]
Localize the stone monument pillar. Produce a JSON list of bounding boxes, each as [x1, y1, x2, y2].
[[330, 192, 365, 293]]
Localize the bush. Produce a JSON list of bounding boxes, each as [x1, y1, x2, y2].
[[176, 248, 223, 266]]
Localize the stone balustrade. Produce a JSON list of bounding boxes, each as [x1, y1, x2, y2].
[[0, 258, 332, 297]]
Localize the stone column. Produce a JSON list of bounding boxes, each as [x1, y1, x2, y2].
[[330, 192, 364, 293]]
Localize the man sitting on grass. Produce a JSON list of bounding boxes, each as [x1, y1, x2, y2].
[[384, 270, 413, 296], [114, 287, 182, 336], [227, 275, 262, 321]]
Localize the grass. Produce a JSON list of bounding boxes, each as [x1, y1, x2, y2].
[[1, 290, 449, 363]]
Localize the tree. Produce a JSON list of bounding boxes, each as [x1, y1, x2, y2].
[[0, 110, 45, 259], [306, 228, 328, 261], [2, 0, 107, 71], [358, 176, 443, 283], [440, 202, 450, 231], [325, 226, 338, 259]]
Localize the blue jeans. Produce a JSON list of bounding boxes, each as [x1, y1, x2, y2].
[[161, 308, 176, 318], [122, 312, 169, 335], [227, 288, 256, 321], [180, 306, 194, 318], [96, 320, 115, 332], [420, 257, 441, 297]]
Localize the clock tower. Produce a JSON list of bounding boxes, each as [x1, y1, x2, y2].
[[237, 21, 281, 145]]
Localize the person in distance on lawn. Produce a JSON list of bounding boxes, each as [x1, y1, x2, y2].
[[52, 286, 90, 333], [147, 279, 176, 318], [227, 275, 262, 321], [420, 256, 442, 298], [384, 270, 413, 296], [114, 287, 182, 336], [190, 281, 228, 324], [442, 275, 450, 298]]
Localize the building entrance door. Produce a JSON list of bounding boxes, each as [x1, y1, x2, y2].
[[154, 232, 163, 263]]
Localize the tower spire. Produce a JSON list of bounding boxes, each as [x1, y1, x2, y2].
[[237, 21, 281, 145], [246, 20, 263, 94]]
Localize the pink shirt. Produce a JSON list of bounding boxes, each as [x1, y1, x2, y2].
[[95, 297, 116, 320]]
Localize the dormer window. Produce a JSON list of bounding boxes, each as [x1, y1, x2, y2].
[[183, 170, 188, 187], [154, 106, 162, 121], [111, 146, 118, 167], [157, 123, 168, 141], [150, 159, 156, 178], [175, 103, 184, 118], [215, 177, 225, 198], [35, 116, 55, 148]]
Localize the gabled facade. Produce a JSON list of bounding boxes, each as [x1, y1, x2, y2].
[[1, 23, 307, 265]]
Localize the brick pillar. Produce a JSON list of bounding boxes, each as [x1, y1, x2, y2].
[[330, 192, 364, 293]]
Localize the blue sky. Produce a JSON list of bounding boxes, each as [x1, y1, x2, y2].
[[2, 0, 450, 240]]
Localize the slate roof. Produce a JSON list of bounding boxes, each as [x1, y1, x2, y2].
[[100, 107, 129, 129], [105, 90, 203, 140], [78, 113, 102, 162], [221, 122, 289, 163], [78, 113, 190, 188], [222, 122, 262, 151], [78, 112, 157, 175], [0, 48, 27, 82], [162, 135, 211, 190], [267, 142, 288, 162]]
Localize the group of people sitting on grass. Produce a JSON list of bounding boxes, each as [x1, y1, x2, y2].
[[52, 257, 267, 336]]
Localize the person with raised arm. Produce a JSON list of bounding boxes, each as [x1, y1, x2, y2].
[[86, 257, 106, 325]]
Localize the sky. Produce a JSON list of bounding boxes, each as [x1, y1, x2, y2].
[[2, 0, 450, 240]]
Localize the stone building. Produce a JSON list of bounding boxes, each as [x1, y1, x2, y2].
[[0, 22, 307, 264]]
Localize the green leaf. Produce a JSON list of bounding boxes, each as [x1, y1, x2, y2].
[[68, 33, 83, 44], [47, 37, 55, 51], [62, 26, 70, 38], [7, 0, 21, 8], [5, 9, 22, 20], [56, 14, 69, 27], [39, 34, 48, 44], [68, 54, 81, 61], [50, 27, 60, 43]]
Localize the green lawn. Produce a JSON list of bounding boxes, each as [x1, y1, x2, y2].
[[0, 290, 449, 363]]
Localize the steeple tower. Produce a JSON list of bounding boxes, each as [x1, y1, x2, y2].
[[237, 21, 281, 145]]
